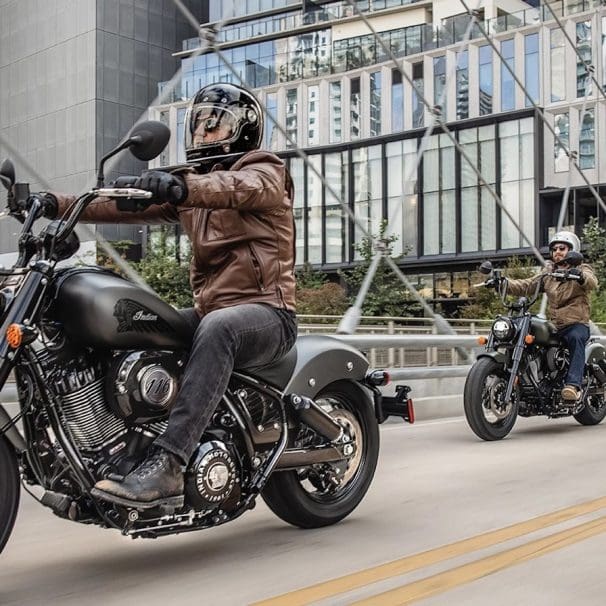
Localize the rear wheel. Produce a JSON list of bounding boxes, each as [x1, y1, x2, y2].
[[0, 436, 20, 554], [464, 357, 518, 441], [574, 370, 606, 426], [262, 381, 379, 528]]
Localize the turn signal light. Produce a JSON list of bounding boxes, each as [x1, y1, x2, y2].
[[524, 335, 535, 344], [477, 336, 488, 345], [6, 324, 22, 348], [366, 370, 391, 386]]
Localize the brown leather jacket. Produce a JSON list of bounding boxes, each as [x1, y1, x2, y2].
[[506, 261, 597, 329], [53, 151, 296, 316]]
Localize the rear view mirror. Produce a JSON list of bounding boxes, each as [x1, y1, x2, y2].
[[562, 250, 584, 267], [0, 159, 15, 191], [127, 121, 171, 162]]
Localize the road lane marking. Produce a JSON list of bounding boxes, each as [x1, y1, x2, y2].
[[252, 495, 606, 606], [353, 514, 606, 605]]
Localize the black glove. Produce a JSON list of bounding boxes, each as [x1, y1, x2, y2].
[[110, 175, 139, 188], [133, 170, 188, 206], [22, 193, 58, 219], [567, 267, 584, 284]]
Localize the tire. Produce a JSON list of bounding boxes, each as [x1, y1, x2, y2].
[[464, 357, 518, 441], [262, 380, 379, 529], [574, 371, 606, 426], [0, 436, 20, 554]]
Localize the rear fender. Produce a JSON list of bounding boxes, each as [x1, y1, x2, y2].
[[283, 335, 369, 398]]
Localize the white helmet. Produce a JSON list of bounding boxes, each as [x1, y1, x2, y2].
[[549, 230, 580, 253]]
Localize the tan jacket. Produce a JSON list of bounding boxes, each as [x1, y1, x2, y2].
[[53, 151, 296, 316], [506, 261, 597, 329]]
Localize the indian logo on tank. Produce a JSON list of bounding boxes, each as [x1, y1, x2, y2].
[[113, 299, 171, 333]]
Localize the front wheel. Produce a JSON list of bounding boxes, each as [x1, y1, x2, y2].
[[0, 436, 20, 554], [464, 357, 519, 441], [262, 381, 379, 528]]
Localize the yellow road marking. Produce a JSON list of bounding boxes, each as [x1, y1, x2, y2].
[[353, 514, 606, 605], [252, 495, 606, 606]]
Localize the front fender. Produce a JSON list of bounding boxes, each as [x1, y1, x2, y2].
[[475, 350, 508, 365], [284, 335, 369, 398], [0, 403, 26, 453]]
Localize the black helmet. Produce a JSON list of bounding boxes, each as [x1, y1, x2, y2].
[[184, 83, 263, 165]]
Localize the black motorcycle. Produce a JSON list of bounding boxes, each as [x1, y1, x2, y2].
[[0, 121, 414, 553], [464, 257, 606, 440]]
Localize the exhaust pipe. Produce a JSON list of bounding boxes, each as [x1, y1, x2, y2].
[[284, 394, 342, 441], [275, 445, 344, 470]]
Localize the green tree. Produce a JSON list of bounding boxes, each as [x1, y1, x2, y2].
[[582, 217, 606, 323], [339, 221, 421, 318], [459, 256, 539, 319], [295, 262, 348, 316]]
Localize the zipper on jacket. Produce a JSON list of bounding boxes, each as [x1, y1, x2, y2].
[[248, 243, 265, 291]]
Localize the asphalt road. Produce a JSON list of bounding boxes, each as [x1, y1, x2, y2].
[[3, 414, 606, 606]]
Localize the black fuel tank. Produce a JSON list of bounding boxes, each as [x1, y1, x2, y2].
[[51, 268, 193, 350]]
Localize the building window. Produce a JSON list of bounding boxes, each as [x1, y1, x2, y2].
[[176, 108, 186, 164], [329, 81, 342, 143], [423, 134, 455, 255], [306, 155, 322, 262], [350, 77, 361, 140], [307, 85, 319, 146], [554, 112, 569, 173], [501, 39, 515, 111], [265, 92, 278, 150], [576, 21, 592, 97], [479, 45, 493, 115], [500, 118, 535, 249], [386, 139, 418, 256], [391, 69, 404, 132], [369, 71, 382, 136], [433, 55, 446, 120], [602, 17, 606, 86], [286, 88, 298, 148], [289, 157, 305, 263], [550, 28, 566, 102], [352, 145, 382, 259], [524, 33, 539, 106], [456, 50, 469, 120], [324, 151, 349, 263], [460, 126, 497, 252], [412, 61, 424, 128], [579, 108, 595, 169]]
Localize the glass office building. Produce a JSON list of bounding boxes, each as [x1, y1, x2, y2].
[[151, 0, 606, 308]]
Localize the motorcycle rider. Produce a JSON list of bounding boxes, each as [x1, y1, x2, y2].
[[505, 231, 597, 402], [41, 83, 298, 507]]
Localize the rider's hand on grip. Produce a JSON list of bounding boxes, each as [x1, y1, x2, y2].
[[133, 170, 188, 206], [567, 267, 584, 284], [20, 193, 58, 219]]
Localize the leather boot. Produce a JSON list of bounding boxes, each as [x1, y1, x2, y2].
[[92, 448, 184, 509], [561, 384, 581, 401]]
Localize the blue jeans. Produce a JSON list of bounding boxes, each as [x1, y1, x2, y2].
[[155, 304, 297, 463], [558, 323, 589, 388]]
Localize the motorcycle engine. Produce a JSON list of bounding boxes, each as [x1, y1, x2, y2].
[[105, 351, 185, 424], [185, 440, 241, 511], [546, 346, 569, 375]]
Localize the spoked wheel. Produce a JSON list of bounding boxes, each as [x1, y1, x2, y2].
[[574, 371, 606, 426], [262, 381, 379, 528], [0, 436, 20, 554], [464, 357, 519, 441]]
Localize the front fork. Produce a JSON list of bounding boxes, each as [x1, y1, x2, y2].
[[503, 315, 531, 403]]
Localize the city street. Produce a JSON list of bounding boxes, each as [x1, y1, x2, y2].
[[3, 412, 606, 605]]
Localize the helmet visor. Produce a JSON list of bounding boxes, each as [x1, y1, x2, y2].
[[185, 103, 249, 151]]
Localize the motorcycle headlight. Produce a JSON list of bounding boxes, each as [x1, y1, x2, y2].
[[492, 318, 515, 341]]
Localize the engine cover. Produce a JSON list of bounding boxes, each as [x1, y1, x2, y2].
[[185, 440, 239, 510], [106, 351, 185, 424]]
